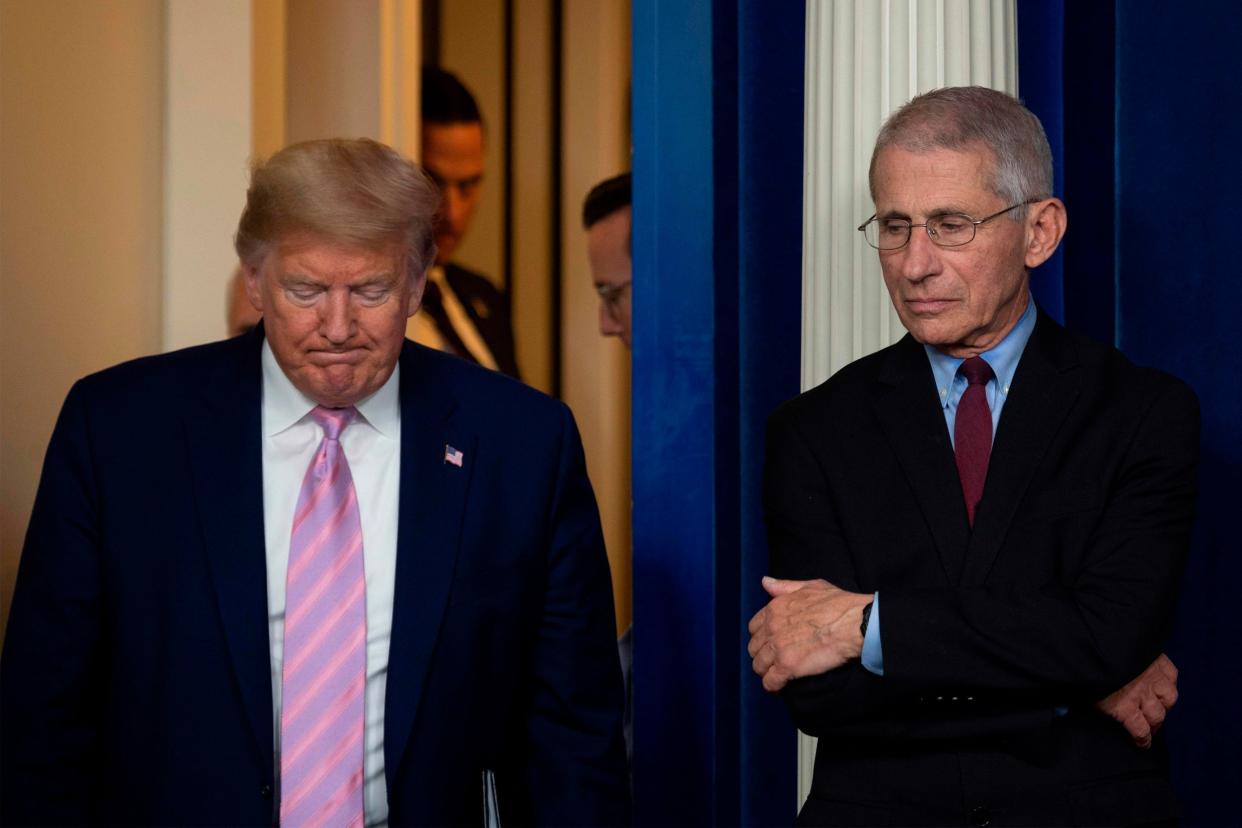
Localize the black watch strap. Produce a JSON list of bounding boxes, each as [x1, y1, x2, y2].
[[859, 600, 874, 639]]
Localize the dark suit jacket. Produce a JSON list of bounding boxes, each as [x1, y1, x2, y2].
[[420, 264, 522, 381], [0, 328, 629, 826], [765, 310, 1199, 826]]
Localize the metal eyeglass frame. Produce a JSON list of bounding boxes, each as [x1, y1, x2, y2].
[[857, 199, 1039, 250], [595, 280, 632, 307]]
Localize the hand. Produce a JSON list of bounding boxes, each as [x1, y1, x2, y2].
[[747, 576, 872, 693], [1095, 653, 1178, 749]]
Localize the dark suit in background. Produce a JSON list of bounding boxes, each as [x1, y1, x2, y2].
[[419, 263, 521, 379], [765, 311, 1198, 824]]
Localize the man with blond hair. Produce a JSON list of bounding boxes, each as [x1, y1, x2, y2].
[[2, 138, 630, 826], [749, 87, 1196, 825]]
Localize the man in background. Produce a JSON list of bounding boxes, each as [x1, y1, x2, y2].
[[583, 171, 633, 764], [409, 66, 521, 379], [228, 265, 262, 336], [584, 172, 632, 348]]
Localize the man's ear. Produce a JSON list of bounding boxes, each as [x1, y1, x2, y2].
[[242, 263, 265, 312], [406, 268, 428, 318], [1024, 197, 1068, 269]]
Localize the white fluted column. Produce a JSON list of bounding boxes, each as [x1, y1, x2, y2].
[[797, 0, 1017, 807]]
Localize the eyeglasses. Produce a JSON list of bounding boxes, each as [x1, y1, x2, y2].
[[595, 280, 631, 311], [857, 199, 1038, 250]]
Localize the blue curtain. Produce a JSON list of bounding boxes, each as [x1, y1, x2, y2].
[[1019, 2, 1242, 824], [631, 1, 1239, 823], [631, 0, 804, 823]]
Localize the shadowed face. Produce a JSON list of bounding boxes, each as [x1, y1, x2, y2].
[[422, 122, 485, 265], [587, 206, 632, 348], [245, 235, 423, 406], [228, 267, 262, 336], [870, 144, 1062, 357]]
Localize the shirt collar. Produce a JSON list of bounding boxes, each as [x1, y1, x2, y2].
[[923, 295, 1037, 401], [261, 338, 401, 438]]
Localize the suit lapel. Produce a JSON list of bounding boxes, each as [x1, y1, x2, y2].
[[872, 336, 972, 583], [960, 311, 1082, 585], [184, 328, 274, 772], [384, 343, 476, 788]]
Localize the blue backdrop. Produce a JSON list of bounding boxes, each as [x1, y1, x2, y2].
[[631, 0, 804, 824], [1019, 2, 1241, 824], [630, 0, 1240, 824]]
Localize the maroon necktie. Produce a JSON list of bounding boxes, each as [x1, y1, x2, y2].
[[954, 356, 995, 526]]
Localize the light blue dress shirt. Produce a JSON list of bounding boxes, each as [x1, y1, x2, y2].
[[861, 298, 1037, 676]]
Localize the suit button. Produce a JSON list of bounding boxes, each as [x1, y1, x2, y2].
[[970, 805, 991, 826], [260, 784, 273, 799]]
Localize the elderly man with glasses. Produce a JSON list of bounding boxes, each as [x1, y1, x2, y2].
[[749, 87, 1197, 826]]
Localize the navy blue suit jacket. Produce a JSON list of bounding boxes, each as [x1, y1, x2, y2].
[[1, 328, 630, 826]]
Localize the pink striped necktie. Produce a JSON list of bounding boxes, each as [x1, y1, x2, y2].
[[955, 356, 995, 527], [280, 405, 366, 828]]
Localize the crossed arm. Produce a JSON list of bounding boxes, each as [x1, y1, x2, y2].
[[747, 577, 1180, 748], [750, 377, 1198, 749]]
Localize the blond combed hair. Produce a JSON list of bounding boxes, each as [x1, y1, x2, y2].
[[235, 138, 439, 277], [869, 86, 1054, 215]]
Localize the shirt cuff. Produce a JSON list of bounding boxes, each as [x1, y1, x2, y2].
[[861, 591, 884, 676]]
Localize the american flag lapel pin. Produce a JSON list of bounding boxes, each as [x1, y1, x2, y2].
[[444, 444, 464, 467]]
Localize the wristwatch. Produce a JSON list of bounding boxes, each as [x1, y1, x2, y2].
[[859, 600, 874, 639]]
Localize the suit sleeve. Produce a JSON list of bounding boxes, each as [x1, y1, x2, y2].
[[497, 403, 631, 825], [764, 377, 1200, 742], [1, 382, 104, 825], [764, 405, 936, 741]]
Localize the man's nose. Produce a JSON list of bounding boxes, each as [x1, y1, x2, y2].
[[320, 291, 354, 343], [443, 187, 468, 228], [599, 301, 623, 338], [896, 226, 942, 282]]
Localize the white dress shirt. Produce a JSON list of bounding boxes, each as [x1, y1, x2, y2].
[[260, 341, 400, 827]]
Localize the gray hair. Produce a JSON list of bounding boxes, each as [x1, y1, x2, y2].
[[235, 138, 439, 278], [869, 86, 1054, 217]]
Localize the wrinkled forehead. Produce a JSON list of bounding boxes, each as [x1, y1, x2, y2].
[[870, 143, 996, 203], [261, 233, 410, 278]]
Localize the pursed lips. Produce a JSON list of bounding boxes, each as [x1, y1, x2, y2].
[[307, 347, 367, 364], [904, 297, 958, 314]]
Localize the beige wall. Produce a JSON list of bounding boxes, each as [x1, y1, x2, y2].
[[285, 0, 380, 143], [163, 0, 252, 351], [1, 0, 166, 630], [510, 0, 553, 392], [560, 0, 633, 633], [252, 0, 288, 158]]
